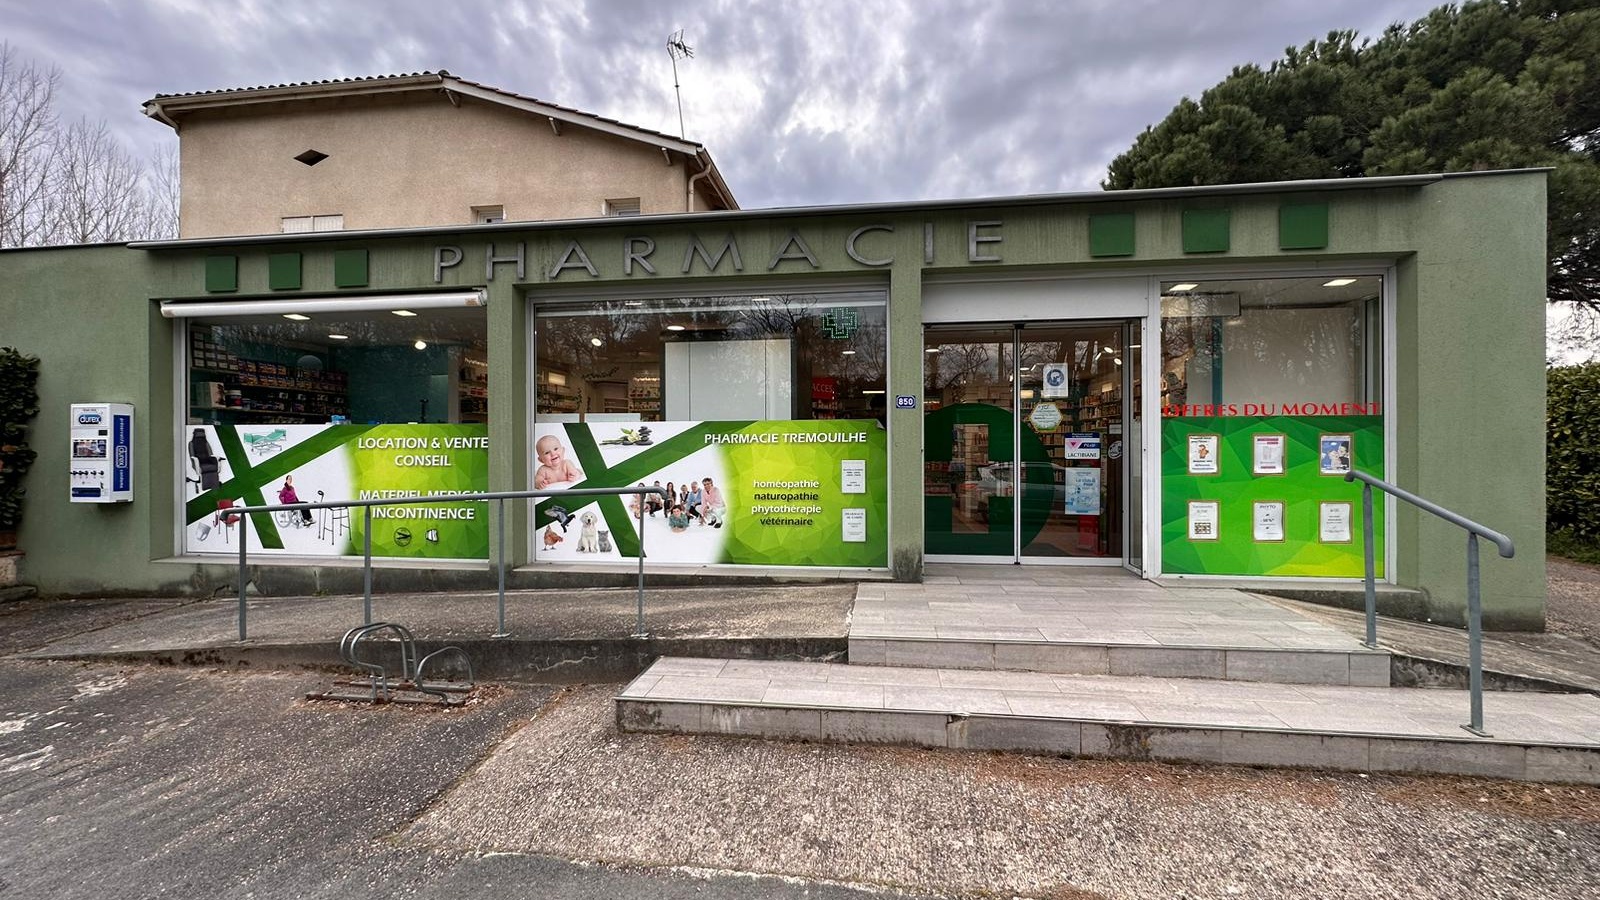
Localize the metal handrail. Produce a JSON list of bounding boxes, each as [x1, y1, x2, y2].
[[226, 486, 668, 644], [1344, 468, 1514, 737]]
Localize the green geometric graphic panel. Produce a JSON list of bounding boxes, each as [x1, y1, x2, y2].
[[1161, 415, 1384, 577]]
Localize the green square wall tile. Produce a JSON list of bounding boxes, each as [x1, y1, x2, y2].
[[333, 249, 368, 288], [204, 255, 237, 293], [1182, 209, 1231, 253], [1088, 213, 1135, 257], [267, 252, 302, 290], [1279, 202, 1329, 250]]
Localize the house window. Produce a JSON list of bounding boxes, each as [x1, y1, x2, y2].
[[281, 215, 344, 233], [604, 198, 641, 217], [472, 205, 505, 225]]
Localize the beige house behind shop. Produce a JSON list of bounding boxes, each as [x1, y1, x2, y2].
[[143, 70, 738, 238]]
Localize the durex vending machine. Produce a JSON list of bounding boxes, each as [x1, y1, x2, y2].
[[69, 403, 133, 503]]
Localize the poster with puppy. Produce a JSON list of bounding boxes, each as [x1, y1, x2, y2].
[[529, 420, 887, 569]]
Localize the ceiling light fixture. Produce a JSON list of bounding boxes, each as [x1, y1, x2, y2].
[[392, 309, 418, 317], [925, 347, 940, 353], [590, 337, 604, 347], [282, 313, 310, 321], [1169, 283, 1200, 292], [1323, 278, 1358, 287], [666, 324, 685, 332], [842, 349, 856, 355], [328, 333, 349, 341], [862, 390, 886, 395], [413, 340, 428, 350]]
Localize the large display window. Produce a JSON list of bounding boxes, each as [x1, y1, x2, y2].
[[531, 290, 889, 569], [1158, 275, 1385, 578], [175, 298, 491, 560]]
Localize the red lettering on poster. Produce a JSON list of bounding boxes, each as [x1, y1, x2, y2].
[[1161, 402, 1382, 417]]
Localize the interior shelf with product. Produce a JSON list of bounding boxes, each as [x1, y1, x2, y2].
[[185, 323, 489, 427]]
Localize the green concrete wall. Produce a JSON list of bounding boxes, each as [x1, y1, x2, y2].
[[0, 172, 1549, 627]]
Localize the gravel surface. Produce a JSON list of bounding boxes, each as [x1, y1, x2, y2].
[[1547, 556, 1600, 648], [409, 685, 1600, 900]]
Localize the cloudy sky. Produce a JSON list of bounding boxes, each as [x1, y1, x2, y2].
[[7, 0, 1447, 209]]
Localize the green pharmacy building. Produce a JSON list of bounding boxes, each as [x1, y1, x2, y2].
[[0, 170, 1549, 629]]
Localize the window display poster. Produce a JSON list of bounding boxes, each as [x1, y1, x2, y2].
[[840, 459, 867, 494], [1188, 500, 1220, 541], [1041, 363, 1070, 399], [1253, 433, 1286, 475], [530, 419, 887, 568], [1062, 433, 1101, 460], [1188, 433, 1220, 474], [183, 423, 490, 559], [1320, 502, 1353, 543], [1319, 434, 1354, 475], [1253, 501, 1285, 542], [1161, 415, 1384, 577], [1064, 467, 1101, 516]]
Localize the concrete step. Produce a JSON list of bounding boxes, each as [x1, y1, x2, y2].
[[616, 658, 1600, 784], [848, 636, 1392, 686]]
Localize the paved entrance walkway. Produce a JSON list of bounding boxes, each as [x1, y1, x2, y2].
[[857, 563, 1374, 653]]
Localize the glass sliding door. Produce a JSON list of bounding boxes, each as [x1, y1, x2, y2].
[[922, 327, 1015, 558], [1126, 320, 1145, 573], [1018, 323, 1127, 561], [925, 320, 1141, 564]]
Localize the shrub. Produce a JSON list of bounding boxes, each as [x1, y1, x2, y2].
[[1548, 363, 1600, 543], [0, 347, 42, 531]]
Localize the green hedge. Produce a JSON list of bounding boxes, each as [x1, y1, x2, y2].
[[0, 347, 41, 530], [1548, 363, 1600, 543]]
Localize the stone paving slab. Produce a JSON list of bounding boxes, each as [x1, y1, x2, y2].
[[857, 566, 1380, 655], [620, 658, 1600, 746], [618, 657, 1600, 782]]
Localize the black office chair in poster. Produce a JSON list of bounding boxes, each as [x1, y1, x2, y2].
[[188, 428, 222, 495]]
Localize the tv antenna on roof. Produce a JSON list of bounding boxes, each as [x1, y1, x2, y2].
[[667, 29, 694, 139]]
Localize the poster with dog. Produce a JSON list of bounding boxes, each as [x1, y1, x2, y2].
[[530, 419, 887, 568]]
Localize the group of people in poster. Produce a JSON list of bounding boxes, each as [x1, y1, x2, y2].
[[634, 478, 727, 532]]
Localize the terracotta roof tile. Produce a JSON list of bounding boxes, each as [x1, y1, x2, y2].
[[146, 70, 704, 148]]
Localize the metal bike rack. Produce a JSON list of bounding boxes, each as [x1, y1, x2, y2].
[[308, 622, 475, 707]]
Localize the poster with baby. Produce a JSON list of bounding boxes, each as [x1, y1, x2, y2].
[[531, 419, 887, 568]]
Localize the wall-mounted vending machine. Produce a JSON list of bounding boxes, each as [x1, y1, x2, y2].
[[69, 403, 133, 503]]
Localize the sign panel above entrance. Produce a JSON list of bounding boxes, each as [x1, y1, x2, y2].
[[921, 276, 1148, 324]]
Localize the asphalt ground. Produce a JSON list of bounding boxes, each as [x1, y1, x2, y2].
[[0, 659, 901, 900], [4, 573, 1600, 898], [18, 583, 855, 655]]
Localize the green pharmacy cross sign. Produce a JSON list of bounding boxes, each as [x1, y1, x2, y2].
[[820, 308, 859, 339]]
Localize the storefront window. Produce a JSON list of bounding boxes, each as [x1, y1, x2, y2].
[[179, 304, 491, 561], [534, 291, 886, 424], [531, 290, 888, 570], [1160, 276, 1381, 414], [185, 307, 488, 427], [1158, 275, 1385, 578]]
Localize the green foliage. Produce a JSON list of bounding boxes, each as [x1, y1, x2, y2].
[[1547, 528, 1600, 565], [1548, 363, 1600, 541], [1105, 0, 1600, 310], [0, 347, 41, 528]]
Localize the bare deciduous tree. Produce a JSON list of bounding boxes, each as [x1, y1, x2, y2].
[[0, 42, 60, 246], [45, 118, 147, 244], [0, 42, 177, 248]]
